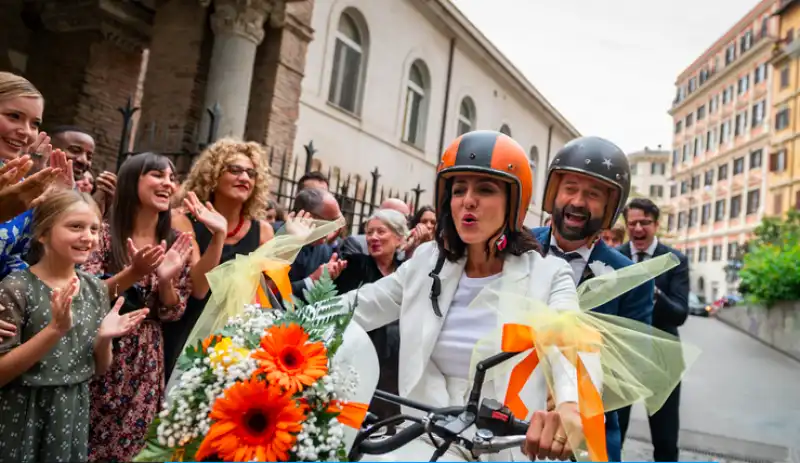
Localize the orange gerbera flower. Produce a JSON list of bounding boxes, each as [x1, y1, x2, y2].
[[252, 323, 328, 394], [194, 379, 305, 462]]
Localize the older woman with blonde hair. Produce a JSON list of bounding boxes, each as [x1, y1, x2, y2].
[[162, 137, 275, 379]]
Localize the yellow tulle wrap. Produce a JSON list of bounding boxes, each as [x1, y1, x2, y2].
[[180, 217, 346, 358], [469, 253, 701, 462]]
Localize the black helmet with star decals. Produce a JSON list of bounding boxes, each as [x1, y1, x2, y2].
[[542, 136, 631, 229]]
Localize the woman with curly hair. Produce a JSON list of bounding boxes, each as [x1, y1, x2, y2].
[[162, 138, 275, 379]]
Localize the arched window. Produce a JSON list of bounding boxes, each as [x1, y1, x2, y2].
[[403, 60, 430, 147], [530, 145, 539, 203], [457, 97, 476, 136], [328, 9, 369, 114], [499, 124, 512, 136]]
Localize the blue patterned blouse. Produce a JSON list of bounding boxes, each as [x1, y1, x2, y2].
[[0, 209, 32, 279]]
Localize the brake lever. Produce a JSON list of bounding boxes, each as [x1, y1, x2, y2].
[[470, 429, 527, 457]]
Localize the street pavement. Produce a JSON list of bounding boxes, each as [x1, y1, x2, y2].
[[621, 315, 800, 462]]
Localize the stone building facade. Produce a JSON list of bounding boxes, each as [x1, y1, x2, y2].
[[293, 0, 580, 223], [1, 0, 314, 173]]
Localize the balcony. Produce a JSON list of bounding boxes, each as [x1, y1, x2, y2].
[[772, 36, 800, 63], [672, 34, 777, 112]]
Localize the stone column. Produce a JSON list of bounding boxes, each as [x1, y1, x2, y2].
[[200, 0, 271, 141]]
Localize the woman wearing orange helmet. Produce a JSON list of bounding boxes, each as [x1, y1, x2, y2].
[[340, 130, 583, 461]]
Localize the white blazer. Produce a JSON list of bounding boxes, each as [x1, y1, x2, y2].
[[341, 242, 583, 424]]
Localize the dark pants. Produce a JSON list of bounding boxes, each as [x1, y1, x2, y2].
[[618, 382, 681, 462]]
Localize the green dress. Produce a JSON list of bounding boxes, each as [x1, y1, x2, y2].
[[0, 269, 109, 463]]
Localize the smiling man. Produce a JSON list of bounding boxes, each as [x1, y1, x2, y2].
[[49, 126, 116, 216], [531, 136, 654, 463], [617, 197, 689, 462]]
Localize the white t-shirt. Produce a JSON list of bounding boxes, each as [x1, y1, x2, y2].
[[431, 273, 501, 379]]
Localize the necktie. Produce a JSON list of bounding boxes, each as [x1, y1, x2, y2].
[[550, 247, 583, 262], [636, 251, 648, 263]]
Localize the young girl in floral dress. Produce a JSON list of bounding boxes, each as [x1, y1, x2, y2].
[[84, 153, 193, 462], [0, 190, 148, 463]]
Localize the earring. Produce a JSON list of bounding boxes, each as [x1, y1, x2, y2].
[[496, 234, 507, 251]]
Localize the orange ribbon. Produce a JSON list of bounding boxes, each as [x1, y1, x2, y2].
[[252, 262, 292, 309], [327, 400, 370, 429], [501, 323, 608, 462]]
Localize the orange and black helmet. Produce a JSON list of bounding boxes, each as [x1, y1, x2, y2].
[[436, 130, 533, 232]]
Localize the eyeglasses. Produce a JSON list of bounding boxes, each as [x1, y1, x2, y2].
[[627, 219, 655, 228], [225, 164, 258, 178]]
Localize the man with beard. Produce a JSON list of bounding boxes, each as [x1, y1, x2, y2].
[[617, 197, 689, 462], [49, 126, 116, 215], [531, 136, 654, 463]]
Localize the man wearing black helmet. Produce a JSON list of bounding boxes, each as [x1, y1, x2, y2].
[[531, 136, 655, 463]]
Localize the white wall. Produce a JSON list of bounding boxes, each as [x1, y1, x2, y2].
[[294, 0, 573, 223]]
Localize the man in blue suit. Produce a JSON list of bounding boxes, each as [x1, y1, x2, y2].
[[532, 136, 654, 462]]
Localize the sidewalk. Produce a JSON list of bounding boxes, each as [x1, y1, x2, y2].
[[623, 437, 748, 463], [623, 418, 793, 463]]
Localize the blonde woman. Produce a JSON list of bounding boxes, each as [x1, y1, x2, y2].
[[163, 138, 274, 379], [0, 72, 71, 280]]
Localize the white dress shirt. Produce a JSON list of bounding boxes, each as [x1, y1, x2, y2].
[[633, 236, 659, 262], [548, 235, 595, 285]]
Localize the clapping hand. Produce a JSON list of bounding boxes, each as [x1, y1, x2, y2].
[[126, 238, 166, 278], [0, 156, 32, 190], [98, 297, 149, 339], [285, 210, 316, 239], [49, 277, 79, 335], [402, 223, 433, 254], [183, 192, 227, 235], [26, 132, 51, 164], [93, 171, 117, 214], [49, 148, 74, 190], [311, 252, 347, 281], [0, 155, 61, 221], [155, 233, 192, 283]]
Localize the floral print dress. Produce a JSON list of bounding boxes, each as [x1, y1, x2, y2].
[[83, 223, 191, 462], [0, 269, 109, 463]]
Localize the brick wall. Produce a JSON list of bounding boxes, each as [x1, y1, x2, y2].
[[138, 0, 211, 155], [76, 39, 144, 173], [26, 29, 143, 173], [245, 0, 315, 172], [0, 0, 32, 73]]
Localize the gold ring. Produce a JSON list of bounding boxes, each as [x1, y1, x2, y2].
[[554, 434, 567, 445]]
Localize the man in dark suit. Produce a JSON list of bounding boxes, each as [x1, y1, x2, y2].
[[617, 197, 689, 462], [288, 188, 347, 299], [532, 136, 655, 463]]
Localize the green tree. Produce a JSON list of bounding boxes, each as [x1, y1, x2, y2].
[[738, 210, 800, 306]]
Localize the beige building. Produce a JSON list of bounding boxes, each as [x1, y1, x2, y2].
[[628, 146, 671, 206], [666, 0, 779, 302], [293, 0, 579, 225], [627, 147, 673, 238]]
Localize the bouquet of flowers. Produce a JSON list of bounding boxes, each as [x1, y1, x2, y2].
[[135, 219, 378, 462]]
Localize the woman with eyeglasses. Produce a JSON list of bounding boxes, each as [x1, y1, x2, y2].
[[162, 138, 274, 380]]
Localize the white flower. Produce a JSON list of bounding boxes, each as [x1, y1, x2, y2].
[[588, 261, 615, 277]]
